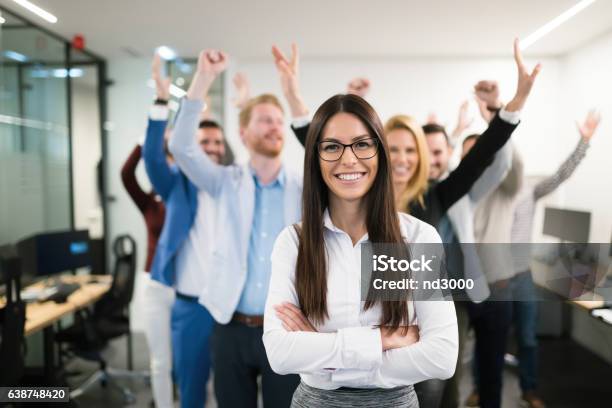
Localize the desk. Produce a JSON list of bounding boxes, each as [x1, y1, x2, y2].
[[531, 259, 605, 309], [20, 275, 112, 336], [531, 260, 612, 362], [0, 274, 112, 383]]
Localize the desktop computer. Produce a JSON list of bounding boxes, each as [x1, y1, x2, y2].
[[16, 230, 93, 302], [17, 230, 92, 286]]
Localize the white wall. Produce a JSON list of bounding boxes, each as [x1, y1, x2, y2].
[[226, 55, 563, 175], [557, 32, 612, 243], [106, 57, 157, 331], [71, 77, 103, 237]]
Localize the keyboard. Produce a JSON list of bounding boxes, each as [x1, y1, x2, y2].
[[40, 282, 81, 303]]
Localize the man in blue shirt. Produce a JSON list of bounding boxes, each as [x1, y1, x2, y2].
[[169, 49, 302, 407]]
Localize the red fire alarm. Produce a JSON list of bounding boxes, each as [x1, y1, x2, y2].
[[72, 34, 85, 50]]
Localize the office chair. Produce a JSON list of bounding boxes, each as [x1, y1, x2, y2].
[[56, 235, 146, 404], [0, 248, 26, 389]]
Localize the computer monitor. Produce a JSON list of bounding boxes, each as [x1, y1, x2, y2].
[[16, 230, 92, 285], [542, 207, 591, 243]]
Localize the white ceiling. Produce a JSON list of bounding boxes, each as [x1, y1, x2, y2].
[[1, 0, 612, 60]]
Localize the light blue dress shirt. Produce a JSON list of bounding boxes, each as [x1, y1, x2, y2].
[[168, 98, 303, 323], [236, 167, 286, 315]]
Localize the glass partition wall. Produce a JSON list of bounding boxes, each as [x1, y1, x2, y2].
[[0, 7, 107, 272]]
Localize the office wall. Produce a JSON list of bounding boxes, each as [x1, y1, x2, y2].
[[225, 56, 563, 178], [105, 58, 155, 331], [71, 77, 103, 237], [558, 32, 612, 243]]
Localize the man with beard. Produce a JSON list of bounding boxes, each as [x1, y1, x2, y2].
[[169, 49, 302, 407]]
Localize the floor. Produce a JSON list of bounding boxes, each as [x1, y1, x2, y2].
[[61, 333, 611, 408]]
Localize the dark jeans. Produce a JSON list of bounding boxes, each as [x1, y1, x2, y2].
[[468, 288, 512, 408], [510, 270, 539, 393], [414, 379, 445, 408], [439, 302, 470, 408], [211, 321, 299, 408]]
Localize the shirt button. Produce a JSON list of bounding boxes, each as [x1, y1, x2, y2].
[[261, 232, 268, 238], [256, 282, 263, 289], [259, 256, 265, 262], [262, 208, 268, 215]]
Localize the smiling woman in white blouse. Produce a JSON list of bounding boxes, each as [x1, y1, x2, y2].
[[262, 93, 458, 407]]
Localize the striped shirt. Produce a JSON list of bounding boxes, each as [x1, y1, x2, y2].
[[511, 138, 590, 272]]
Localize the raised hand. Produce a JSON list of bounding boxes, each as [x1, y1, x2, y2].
[[475, 97, 493, 123], [272, 43, 308, 117], [451, 100, 474, 139], [187, 49, 229, 101], [274, 302, 317, 332], [425, 112, 440, 125], [381, 325, 420, 351], [474, 81, 501, 109], [152, 53, 171, 101], [577, 110, 602, 141], [196, 49, 229, 76], [347, 77, 371, 98], [232, 72, 251, 109], [505, 38, 542, 112]]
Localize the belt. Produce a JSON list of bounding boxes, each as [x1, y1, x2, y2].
[[232, 312, 264, 328], [176, 292, 198, 302]]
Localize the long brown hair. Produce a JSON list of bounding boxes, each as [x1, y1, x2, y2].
[[296, 94, 409, 331]]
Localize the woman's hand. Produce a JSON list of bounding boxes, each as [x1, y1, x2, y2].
[[505, 39, 542, 113], [577, 109, 602, 142], [381, 325, 420, 351], [152, 53, 171, 101], [274, 302, 317, 332]]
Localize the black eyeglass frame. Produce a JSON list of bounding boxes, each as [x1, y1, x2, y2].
[[316, 137, 380, 162]]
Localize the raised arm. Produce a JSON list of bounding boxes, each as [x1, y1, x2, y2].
[[435, 39, 541, 211], [272, 43, 310, 147], [449, 100, 474, 146], [467, 81, 512, 202], [533, 110, 600, 200], [143, 54, 174, 200], [168, 49, 231, 197], [347, 77, 371, 99], [232, 72, 251, 110], [121, 145, 149, 212]]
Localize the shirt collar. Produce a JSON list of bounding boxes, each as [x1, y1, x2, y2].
[[322, 208, 371, 245], [250, 164, 286, 188], [324, 208, 411, 244]]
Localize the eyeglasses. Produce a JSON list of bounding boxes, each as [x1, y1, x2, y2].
[[317, 137, 379, 162]]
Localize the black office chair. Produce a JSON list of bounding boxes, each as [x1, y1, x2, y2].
[[55, 235, 144, 404], [0, 247, 26, 391]]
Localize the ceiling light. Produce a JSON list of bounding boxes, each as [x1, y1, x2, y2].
[[3, 50, 29, 62], [520, 0, 597, 50], [156, 46, 177, 60], [52, 68, 84, 78], [12, 0, 58, 23], [0, 15, 6, 24]]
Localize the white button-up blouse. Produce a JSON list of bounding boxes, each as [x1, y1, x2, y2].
[[263, 210, 458, 390]]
